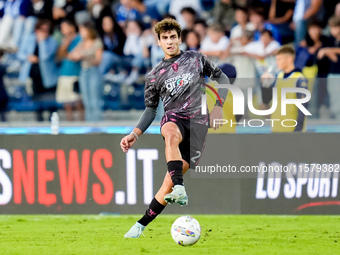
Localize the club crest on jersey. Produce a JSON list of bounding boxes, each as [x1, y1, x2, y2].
[[172, 63, 179, 72], [165, 73, 194, 96]]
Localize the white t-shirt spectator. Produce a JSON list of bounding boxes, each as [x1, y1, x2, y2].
[[243, 40, 280, 56], [168, 0, 202, 28], [123, 34, 142, 56], [230, 23, 255, 39], [200, 35, 229, 51]]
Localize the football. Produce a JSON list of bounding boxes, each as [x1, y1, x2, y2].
[[171, 216, 201, 246]]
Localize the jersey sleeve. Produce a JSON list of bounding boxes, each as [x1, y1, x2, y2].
[[144, 75, 160, 108], [296, 77, 308, 90], [199, 52, 223, 80]]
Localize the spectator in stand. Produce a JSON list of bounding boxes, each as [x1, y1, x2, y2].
[[336, 2, 340, 18], [317, 16, 340, 119], [168, 0, 202, 28], [212, 0, 236, 32], [88, 0, 112, 36], [106, 20, 145, 85], [0, 50, 9, 122], [230, 6, 254, 42], [249, 6, 281, 43], [115, 0, 140, 29], [56, 19, 84, 121], [323, 2, 340, 37], [229, 29, 254, 54], [0, 0, 4, 17], [323, 0, 340, 27], [28, 0, 53, 20], [301, 19, 328, 59], [193, 19, 208, 44], [247, 0, 271, 15], [243, 29, 281, 60], [180, 7, 197, 30], [122, 20, 145, 85], [68, 22, 104, 122], [0, 0, 32, 49], [243, 29, 281, 75], [267, 0, 295, 44], [53, 0, 85, 25], [18, 0, 54, 43], [221, 6, 255, 59], [130, 0, 161, 29], [99, 15, 126, 75], [17, 19, 59, 121], [183, 29, 200, 51], [225, 29, 257, 80], [140, 21, 164, 68], [300, 19, 329, 118], [292, 0, 324, 45], [200, 23, 229, 63]]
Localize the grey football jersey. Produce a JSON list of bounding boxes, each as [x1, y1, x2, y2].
[[144, 50, 224, 125]]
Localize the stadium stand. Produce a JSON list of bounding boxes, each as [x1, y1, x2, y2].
[[0, 0, 339, 123]]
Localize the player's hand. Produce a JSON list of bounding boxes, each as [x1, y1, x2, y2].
[[210, 105, 224, 130], [120, 134, 137, 153]]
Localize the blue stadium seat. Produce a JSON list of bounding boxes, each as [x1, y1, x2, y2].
[[128, 83, 146, 110], [103, 80, 121, 110]]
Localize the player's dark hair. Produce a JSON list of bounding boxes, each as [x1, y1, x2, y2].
[[329, 15, 340, 27], [277, 45, 296, 56], [154, 18, 182, 39]]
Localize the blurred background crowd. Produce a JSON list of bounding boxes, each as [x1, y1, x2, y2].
[[0, 0, 339, 122]]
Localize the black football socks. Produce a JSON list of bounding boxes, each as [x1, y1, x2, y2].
[[138, 197, 165, 226], [167, 160, 184, 186]]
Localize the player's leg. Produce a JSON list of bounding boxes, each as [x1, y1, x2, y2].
[[155, 160, 190, 205], [161, 122, 188, 205], [124, 161, 190, 238]]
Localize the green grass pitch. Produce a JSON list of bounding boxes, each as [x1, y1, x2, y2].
[[0, 215, 339, 255]]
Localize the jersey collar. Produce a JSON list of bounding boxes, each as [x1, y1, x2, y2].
[[283, 68, 301, 79], [162, 51, 184, 63]]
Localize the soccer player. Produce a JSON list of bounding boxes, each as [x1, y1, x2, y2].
[[261, 45, 309, 132], [120, 18, 230, 238]]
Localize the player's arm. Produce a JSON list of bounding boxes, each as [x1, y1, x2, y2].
[[120, 107, 158, 152], [199, 53, 231, 129], [200, 53, 231, 103], [294, 77, 309, 131], [120, 77, 159, 152]]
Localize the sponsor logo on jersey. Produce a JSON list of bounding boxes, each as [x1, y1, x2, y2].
[[165, 73, 194, 96], [172, 63, 179, 72]]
